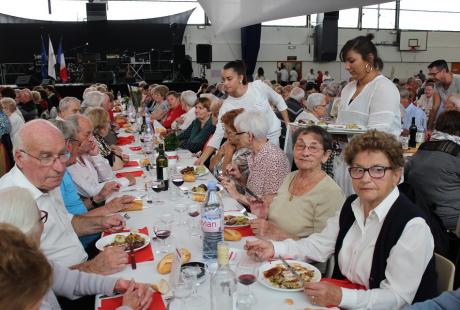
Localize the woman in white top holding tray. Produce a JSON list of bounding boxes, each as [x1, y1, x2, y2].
[[336, 34, 401, 137], [195, 60, 290, 165]]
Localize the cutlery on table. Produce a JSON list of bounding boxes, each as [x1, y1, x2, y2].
[[278, 255, 304, 287], [127, 239, 137, 270]]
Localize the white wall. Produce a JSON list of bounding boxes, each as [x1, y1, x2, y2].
[[183, 25, 460, 84]]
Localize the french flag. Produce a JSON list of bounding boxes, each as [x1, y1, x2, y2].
[[57, 37, 68, 83]]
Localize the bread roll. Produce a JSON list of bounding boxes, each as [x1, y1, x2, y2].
[[122, 199, 143, 211], [183, 173, 196, 182], [157, 248, 191, 274], [192, 193, 206, 202], [224, 229, 242, 241]]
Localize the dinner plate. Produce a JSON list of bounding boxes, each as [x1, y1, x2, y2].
[[178, 165, 209, 177], [327, 124, 367, 131], [257, 260, 321, 292], [224, 211, 256, 227], [95, 232, 150, 252]]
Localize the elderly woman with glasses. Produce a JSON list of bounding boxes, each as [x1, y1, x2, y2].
[[295, 93, 329, 124], [245, 130, 437, 309], [221, 110, 290, 206], [0, 187, 152, 310], [248, 126, 344, 241]]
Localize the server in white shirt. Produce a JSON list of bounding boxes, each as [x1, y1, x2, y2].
[[0, 120, 129, 274], [246, 130, 437, 309], [336, 34, 401, 137], [196, 60, 289, 165]]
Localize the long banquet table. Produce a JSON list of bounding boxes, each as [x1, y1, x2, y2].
[[96, 129, 332, 310]]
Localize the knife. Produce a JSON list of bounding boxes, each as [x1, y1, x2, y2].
[[278, 255, 304, 286], [128, 239, 137, 270]]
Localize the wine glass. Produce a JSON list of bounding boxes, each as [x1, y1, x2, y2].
[[236, 257, 258, 309], [151, 180, 165, 203], [173, 203, 187, 226], [187, 204, 201, 236], [153, 214, 173, 253], [171, 173, 184, 198], [172, 273, 193, 310], [181, 265, 208, 306]]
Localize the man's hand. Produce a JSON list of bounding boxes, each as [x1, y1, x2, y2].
[[89, 246, 129, 275], [107, 195, 136, 213], [102, 214, 126, 233], [303, 282, 342, 307], [244, 239, 275, 261], [116, 279, 153, 310], [99, 181, 121, 199], [124, 174, 136, 186]]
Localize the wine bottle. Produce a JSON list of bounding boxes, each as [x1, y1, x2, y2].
[[140, 115, 147, 134], [210, 242, 237, 310], [409, 117, 417, 148], [156, 143, 169, 191]]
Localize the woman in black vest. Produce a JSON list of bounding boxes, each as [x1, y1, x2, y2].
[[246, 130, 437, 309]]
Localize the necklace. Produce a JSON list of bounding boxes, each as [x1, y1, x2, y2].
[[288, 170, 326, 202]]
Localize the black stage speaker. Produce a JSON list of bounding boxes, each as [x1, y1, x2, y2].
[[144, 71, 164, 83], [196, 44, 212, 64], [86, 3, 107, 22], [314, 11, 339, 62], [96, 71, 114, 84], [173, 45, 185, 64]]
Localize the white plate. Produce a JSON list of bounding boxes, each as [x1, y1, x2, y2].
[[327, 124, 367, 131], [257, 260, 321, 292], [95, 232, 150, 252], [178, 165, 209, 177], [224, 211, 256, 227]]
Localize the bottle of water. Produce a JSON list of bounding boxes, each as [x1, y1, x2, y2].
[[49, 106, 58, 119], [117, 90, 122, 102], [202, 181, 224, 260], [211, 242, 236, 310]]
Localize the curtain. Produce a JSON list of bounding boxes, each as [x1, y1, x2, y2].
[[241, 23, 261, 82]]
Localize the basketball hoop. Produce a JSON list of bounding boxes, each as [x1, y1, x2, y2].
[[410, 46, 417, 53]]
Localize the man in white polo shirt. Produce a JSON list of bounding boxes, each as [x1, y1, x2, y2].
[[0, 119, 128, 275]]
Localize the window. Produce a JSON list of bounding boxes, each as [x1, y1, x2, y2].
[[262, 15, 307, 27], [362, 2, 395, 29], [338, 8, 359, 28], [399, 0, 460, 31]]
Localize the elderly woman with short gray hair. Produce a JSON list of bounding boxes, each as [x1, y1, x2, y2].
[[221, 110, 290, 206], [295, 92, 328, 124], [0, 97, 24, 140]]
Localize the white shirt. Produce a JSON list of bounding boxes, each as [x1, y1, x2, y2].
[[402, 103, 427, 132], [306, 73, 316, 83], [337, 75, 401, 137], [67, 154, 128, 198], [207, 80, 287, 149], [0, 166, 88, 267], [294, 111, 320, 123], [8, 111, 25, 140], [171, 107, 196, 132], [277, 68, 289, 82], [289, 69, 298, 82], [272, 187, 434, 310]]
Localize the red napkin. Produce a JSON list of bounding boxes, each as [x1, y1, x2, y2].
[[228, 225, 255, 237], [116, 136, 135, 145], [123, 161, 140, 168], [102, 227, 154, 263], [115, 170, 144, 178], [129, 146, 142, 151], [98, 292, 165, 310]]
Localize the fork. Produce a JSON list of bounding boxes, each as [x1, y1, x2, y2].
[[127, 239, 137, 270]]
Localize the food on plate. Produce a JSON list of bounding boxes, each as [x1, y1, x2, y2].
[[224, 214, 249, 226], [151, 279, 170, 295], [224, 229, 242, 241], [191, 184, 207, 193], [263, 263, 316, 289], [345, 123, 360, 129], [284, 298, 294, 305], [157, 248, 191, 274], [297, 119, 314, 125], [180, 166, 195, 174], [122, 199, 143, 212], [194, 165, 206, 175], [105, 233, 145, 251], [181, 166, 197, 182]]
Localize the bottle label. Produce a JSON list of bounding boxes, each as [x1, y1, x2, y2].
[[201, 214, 221, 232], [162, 167, 169, 180]]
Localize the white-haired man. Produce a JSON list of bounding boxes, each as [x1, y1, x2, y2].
[[57, 96, 81, 120], [0, 119, 129, 274]]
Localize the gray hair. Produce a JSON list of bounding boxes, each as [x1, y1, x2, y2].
[[180, 90, 198, 108], [0, 187, 40, 237], [58, 97, 81, 113], [48, 119, 76, 140], [66, 114, 84, 133], [81, 91, 105, 109], [0, 97, 16, 113], [399, 88, 411, 99], [304, 93, 326, 111], [200, 93, 219, 105], [234, 110, 269, 140], [322, 84, 338, 97], [82, 87, 97, 100], [289, 87, 305, 102], [447, 94, 460, 110]]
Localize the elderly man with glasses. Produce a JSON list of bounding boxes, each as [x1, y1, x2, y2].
[[0, 119, 130, 275]]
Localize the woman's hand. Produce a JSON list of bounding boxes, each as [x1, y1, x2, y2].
[[119, 279, 153, 310], [249, 219, 272, 237], [248, 197, 268, 219], [122, 154, 130, 162], [220, 177, 239, 198], [303, 282, 342, 307], [244, 239, 275, 261], [225, 163, 242, 181]]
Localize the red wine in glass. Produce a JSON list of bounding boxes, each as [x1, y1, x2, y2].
[[155, 230, 171, 240], [238, 274, 256, 286], [188, 210, 200, 217], [172, 178, 184, 187], [152, 184, 164, 193]]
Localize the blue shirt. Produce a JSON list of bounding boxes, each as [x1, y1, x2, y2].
[[61, 170, 99, 247], [407, 288, 460, 309], [402, 103, 427, 132]]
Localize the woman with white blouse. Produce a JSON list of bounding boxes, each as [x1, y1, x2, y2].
[[195, 60, 290, 165], [245, 130, 437, 309], [336, 34, 401, 137]]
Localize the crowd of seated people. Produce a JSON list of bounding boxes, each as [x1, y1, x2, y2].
[[0, 35, 459, 309]]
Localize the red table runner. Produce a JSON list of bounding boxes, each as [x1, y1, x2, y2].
[[123, 161, 140, 168], [98, 292, 165, 310], [116, 136, 135, 145], [115, 170, 144, 178]]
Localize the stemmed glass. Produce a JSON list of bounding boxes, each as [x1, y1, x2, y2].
[[151, 180, 165, 203], [187, 204, 201, 237], [181, 265, 208, 306], [236, 257, 258, 310], [171, 172, 184, 199], [173, 203, 187, 226], [171, 272, 193, 310], [153, 213, 173, 253]]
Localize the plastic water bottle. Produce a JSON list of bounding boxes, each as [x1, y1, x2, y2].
[[202, 181, 224, 260], [117, 91, 122, 102], [49, 106, 58, 119]]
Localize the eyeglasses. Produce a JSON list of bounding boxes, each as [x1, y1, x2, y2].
[[294, 143, 323, 153], [348, 166, 393, 179], [40, 210, 48, 223], [20, 150, 69, 167], [66, 137, 81, 147]]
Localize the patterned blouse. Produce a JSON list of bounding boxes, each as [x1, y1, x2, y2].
[[246, 142, 290, 197], [0, 112, 11, 137], [94, 134, 115, 166]]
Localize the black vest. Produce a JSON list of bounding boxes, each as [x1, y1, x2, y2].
[[332, 193, 438, 303]]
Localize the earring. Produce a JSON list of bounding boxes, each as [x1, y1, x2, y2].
[[365, 63, 374, 73], [239, 80, 243, 84]]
